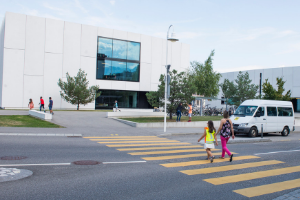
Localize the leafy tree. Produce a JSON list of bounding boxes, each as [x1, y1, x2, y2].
[[146, 70, 196, 119], [220, 71, 259, 106], [58, 69, 100, 110], [262, 77, 291, 101], [190, 50, 221, 97], [219, 79, 236, 105]]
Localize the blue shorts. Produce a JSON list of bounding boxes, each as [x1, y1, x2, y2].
[[49, 106, 52, 110]]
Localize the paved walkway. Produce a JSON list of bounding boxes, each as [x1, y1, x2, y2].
[[273, 189, 300, 199]]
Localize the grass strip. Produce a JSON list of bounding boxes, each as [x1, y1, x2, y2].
[[119, 116, 223, 123], [0, 115, 63, 128]]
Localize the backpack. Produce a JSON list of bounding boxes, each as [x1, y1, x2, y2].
[[220, 120, 231, 138]]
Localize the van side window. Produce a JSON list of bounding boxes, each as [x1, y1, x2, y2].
[[278, 107, 293, 116], [258, 107, 265, 116], [267, 107, 277, 116]]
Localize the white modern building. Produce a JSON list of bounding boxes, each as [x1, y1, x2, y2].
[[0, 12, 190, 110], [209, 66, 300, 112]]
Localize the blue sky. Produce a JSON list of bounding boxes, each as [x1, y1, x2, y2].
[[1, 0, 300, 72]]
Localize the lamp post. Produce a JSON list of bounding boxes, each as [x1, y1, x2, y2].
[[164, 25, 179, 132]]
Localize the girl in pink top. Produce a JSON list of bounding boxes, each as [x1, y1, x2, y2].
[[28, 99, 34, 110]]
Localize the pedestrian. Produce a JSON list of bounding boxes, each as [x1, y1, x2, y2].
[[197, 120, 218, 163], [176, 102, 183, 122], [216, 110, 235, 161], [39, 96, 46, 112], [28, 99, 34, 110], [113, 100, 118, 112], [48, 97, 54, 115], [188, 103, 192, 122]]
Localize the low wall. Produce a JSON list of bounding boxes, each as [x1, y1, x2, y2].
[[118, 108, 155, 112], [29, 110, 52, 120], [107, 112, 165, 118]]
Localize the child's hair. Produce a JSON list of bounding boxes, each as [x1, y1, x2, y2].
[[223, 110, 229, 118], [29, 98, 32, 103], [208, 120, 216, 133]]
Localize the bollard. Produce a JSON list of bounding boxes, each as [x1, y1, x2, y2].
[[261, 124, 263, 138]]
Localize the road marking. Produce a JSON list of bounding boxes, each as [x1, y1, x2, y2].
[[106, 143, 191, 147], [142, 152, 229, 161], [0, 163, 71, 167], [103, 161, 147, 164], [205, 165, 300, 185], [117, 146, 202, 151], [96, 140, 180, 143], [129, 149, 221, 155], [84, 136, 160, 138], [233, 178, 300, 197], [254, 149, 300, 155], [180, 160, 284, 175], [88, 138, 169, 141], [161, 155, 257, 168]]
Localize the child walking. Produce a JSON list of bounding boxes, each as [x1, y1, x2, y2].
[[28, 99, 34, 110], [198, 120, 218, 163]]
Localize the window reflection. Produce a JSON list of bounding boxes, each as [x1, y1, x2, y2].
[[96, 37, 140, 82], [98, 38, 112, 58]]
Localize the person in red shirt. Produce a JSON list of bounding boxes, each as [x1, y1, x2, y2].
[[39, 96, 46, 112]]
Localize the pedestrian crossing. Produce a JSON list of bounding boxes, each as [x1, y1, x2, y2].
[[83, 135, 300, 198]]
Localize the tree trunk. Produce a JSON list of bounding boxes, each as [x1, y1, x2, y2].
[[77, 103, 79, 110], [169, 112, 172, 120]]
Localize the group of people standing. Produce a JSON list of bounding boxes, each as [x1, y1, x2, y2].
[[28, 96, 54, 115], [198, 110, 234, 163]]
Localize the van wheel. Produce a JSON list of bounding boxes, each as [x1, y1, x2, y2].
[[281, 127, 289, 136], [248, 127, 257, 137]]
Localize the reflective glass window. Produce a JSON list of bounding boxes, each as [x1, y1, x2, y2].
[[234, 106, 258, 116], [278, 107, 293, 116], [112, 40, 127, 59], [127, 42, 140, 61], [257, 107, 265, 116], [98, 38, 112, 58], [111, 61, 126, 80], [267, 107, 277, 116], [96, 60, 112, 80], [126, 62, 139, 81]]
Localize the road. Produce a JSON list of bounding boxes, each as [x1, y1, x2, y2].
[[0, 110, 300, 199]]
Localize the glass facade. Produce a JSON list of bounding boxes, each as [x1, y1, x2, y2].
[[95, 90, 152, 109], [96, 37, 140, 82]]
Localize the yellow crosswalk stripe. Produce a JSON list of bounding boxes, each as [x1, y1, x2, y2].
[[96, 140, 180, 143], [129, 149, 221, 155], [84, 136, 160, 138], [233, 178, 300, 198], [142, 152, 230, 161], [86, 138, 169, 141], [205, 165, 300, 185], [106, 143, 191, 147], [117, 146, 202, 151], [161, 155, 257, 168], [181, 160, 284, 175]]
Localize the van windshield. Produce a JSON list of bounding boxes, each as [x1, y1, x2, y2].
[[234, 106, 258, 116]]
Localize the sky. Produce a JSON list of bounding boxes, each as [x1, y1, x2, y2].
[[1, 0, 300, 73]]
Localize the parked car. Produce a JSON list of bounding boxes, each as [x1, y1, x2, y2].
[[231, 99, 294, 137]]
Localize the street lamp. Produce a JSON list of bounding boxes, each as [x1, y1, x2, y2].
[[164, 25, 179, 132]]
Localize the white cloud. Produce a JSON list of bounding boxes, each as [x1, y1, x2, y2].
[[74, 0, 88, 13], [110, 0, 116, 5]]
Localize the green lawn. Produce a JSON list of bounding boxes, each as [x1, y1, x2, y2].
[[119, 116, 223, 123], [0, 115, 63, 128]]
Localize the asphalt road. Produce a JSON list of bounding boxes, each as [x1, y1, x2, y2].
[[1, 134, 300, 200]]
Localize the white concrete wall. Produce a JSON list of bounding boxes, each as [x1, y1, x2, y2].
[[0, 18, 5, 107], [1, 12, 190, 109], [209, 66, 300, 108]]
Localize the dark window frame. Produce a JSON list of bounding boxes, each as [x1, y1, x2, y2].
[[96, 36, 141, 82]]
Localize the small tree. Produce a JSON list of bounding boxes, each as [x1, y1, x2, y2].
[[190, 50, 221, 97], [262, 77, 291, 101], [220, 71, 259, 106], [146, 70, 196, 119], [58, 69, 100, 110]]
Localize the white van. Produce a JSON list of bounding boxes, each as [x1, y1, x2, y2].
[[230, 99, 295, 137]]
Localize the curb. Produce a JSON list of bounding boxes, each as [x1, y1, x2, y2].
[[0, 133, 82, 137]]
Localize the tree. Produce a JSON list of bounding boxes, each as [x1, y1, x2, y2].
[[220, 71, 259, 106], [146, 70, 196, 119], [219, 79, 236, 105], [58, 69, 100, 110], [262, 77, 291, 101], [190, 50, 221, 97]]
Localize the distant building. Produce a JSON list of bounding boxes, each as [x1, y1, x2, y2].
[[0, 12, 190, 109], [209, 67, 300, 112]]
